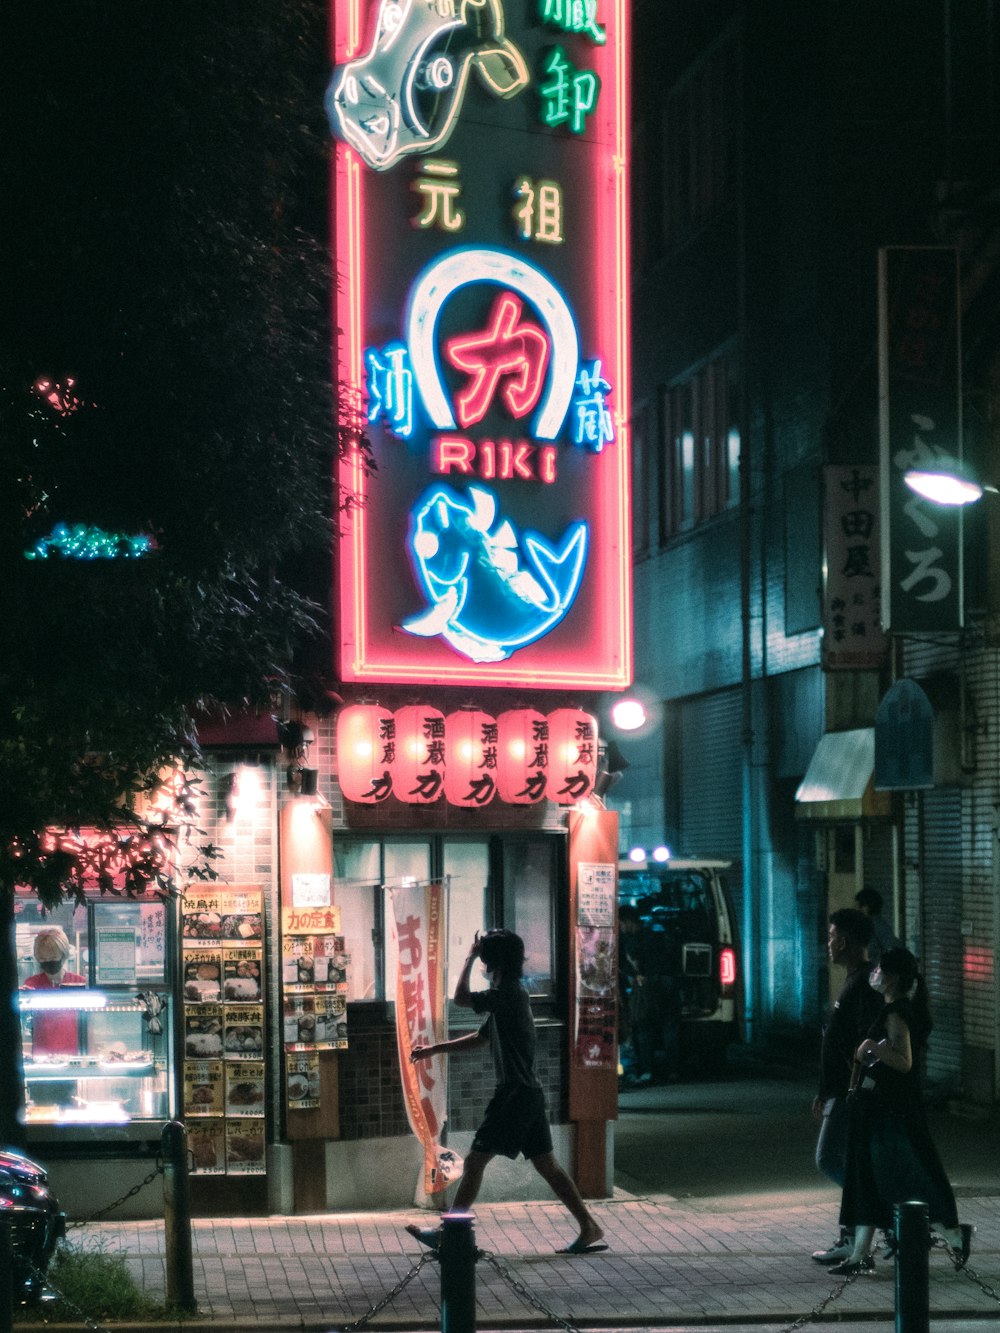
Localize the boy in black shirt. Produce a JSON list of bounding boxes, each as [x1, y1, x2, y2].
[[407, 929, 606, 1255]]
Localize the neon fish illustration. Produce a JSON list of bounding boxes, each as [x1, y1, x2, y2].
[[402, 485, 588, 662], [327, 0, 530, 172]]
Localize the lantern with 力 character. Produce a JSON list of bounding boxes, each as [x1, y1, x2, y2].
[[444, 711, 497, 807], [393, 705, 446, 803], [546, 708, 598, 804], [336, 705, 395, 803], [497, 709, 548, 804]]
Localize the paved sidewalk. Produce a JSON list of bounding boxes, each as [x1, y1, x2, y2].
[[21, 1185, 1000, 1332]]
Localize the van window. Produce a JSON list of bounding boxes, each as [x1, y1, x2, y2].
[[619, 866, 725, 1017]]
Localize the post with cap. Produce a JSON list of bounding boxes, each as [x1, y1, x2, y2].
[[895, 1199, 929, 1333], [439, 1210, 477, 1333]]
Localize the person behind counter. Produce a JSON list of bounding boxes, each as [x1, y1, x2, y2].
[[23, 926, 86, 1056]]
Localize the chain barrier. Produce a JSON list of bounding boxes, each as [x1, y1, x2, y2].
[[478, 1249, 583, 1333], [772, 1269, 860, 1333], [26, 1260, 115, 1333], [333, 1248, 438, 1332], [65, 1160, 164, 1230], [935, 1235, 1000, 1305]]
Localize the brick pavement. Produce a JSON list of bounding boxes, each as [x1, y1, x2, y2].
[[21, 1186, 999, 1332]]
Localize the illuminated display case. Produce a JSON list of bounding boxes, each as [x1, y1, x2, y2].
[[15, 892, 176, 1142]]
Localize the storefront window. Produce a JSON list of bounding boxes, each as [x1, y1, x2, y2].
[[503, 841, 555, 997], [443, 840, 490, 999], [334, 834, 558, 1006]]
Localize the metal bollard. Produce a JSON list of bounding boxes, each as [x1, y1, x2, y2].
[[894, 1200, 929, 1333], [161, 1120, 196, 1314], [439, 1210, 477, 1333]]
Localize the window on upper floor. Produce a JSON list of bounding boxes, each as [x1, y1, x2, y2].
[[663, 31, 739, 251], [659, 353, 740, 541]]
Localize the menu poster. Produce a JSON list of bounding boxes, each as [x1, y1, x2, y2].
[[183, 948, 223, 1003], [225, 1061, 266, 1116], [185, 1005, 224, 1059], [95, 926, 137, 984], [224, 1004, 264, 1060], [225, 1117, 265, 1175], [183, 888, 263, 943], [185, 1059, 224, 1117], [223, 949, 262, 1002], [282, 934, 348, 992], [189, 1118, 226, 1175], [283, 995, 316, 1050], [286, 1052, 320, 1111], [577, 862, 617, 928], [315, 992, 348, 1050]]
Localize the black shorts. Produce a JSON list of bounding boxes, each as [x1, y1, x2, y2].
[[471, 1085, 553, 1160]]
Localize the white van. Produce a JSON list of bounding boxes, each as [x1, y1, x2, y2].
[[618, 857, 743, 1073]]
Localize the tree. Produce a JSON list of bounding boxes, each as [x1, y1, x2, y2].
[[0, 0, 371, 1144]]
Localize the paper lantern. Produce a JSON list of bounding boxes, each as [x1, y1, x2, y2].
[[337, 705, 395, 803], [497, 710, 548, 803], [393, 706, 446, 803], [444, 711, 497, 807], [546, 708, 598, 804]]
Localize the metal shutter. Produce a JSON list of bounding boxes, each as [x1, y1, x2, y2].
[[920, 788, 963, 1091], [679, 689, 744, 861]]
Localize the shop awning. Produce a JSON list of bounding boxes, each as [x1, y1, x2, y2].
[[795, 728, 890, 821]]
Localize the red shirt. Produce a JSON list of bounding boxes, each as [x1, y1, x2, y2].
[[23, 972, 87, 1056]]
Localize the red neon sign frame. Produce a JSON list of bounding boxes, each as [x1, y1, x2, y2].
[[331, 0, 632, 690]]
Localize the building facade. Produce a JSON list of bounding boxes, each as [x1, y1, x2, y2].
[[616, 0, 1000, 1100]]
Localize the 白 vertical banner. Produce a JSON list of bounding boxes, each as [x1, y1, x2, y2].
[[822, 465, 887, 669], [390, 880, 459, 1197], [879, 246, 963, 631]]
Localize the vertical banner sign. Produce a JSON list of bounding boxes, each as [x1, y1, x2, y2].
[[879, 247, 963, 631], [390, 880, 460, 1196], [329, 0, 632, 689], [822, 465, 887, 669]]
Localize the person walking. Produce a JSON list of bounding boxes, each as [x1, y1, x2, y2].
[[854, 887, 902, 969], [811, 908, 881, 1265], [830, 947, 972, 1275], [619, 905, 681, 1084], [406, 929, 606, 1255]]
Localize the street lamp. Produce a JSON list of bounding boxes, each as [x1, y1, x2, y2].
[[903, 459, 998, 506]]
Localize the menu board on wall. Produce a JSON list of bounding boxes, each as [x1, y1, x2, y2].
[[183, 886, 266, 1175], [280, 904, 350, 1114]]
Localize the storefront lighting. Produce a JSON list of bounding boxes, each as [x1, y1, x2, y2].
[[611, 698, 646, 730], [18, 991, 109, 1012]]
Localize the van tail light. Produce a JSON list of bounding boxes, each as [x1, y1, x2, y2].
[[719, 947, 736, 990]]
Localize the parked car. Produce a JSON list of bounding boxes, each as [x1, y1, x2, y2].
[[0, 1147, 65, 1303], [618, 857, 743, 1073]]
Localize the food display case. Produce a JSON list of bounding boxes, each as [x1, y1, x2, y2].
[[15, 893, 176, 1142]]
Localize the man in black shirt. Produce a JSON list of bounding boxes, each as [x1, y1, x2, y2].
[[407, 929, 606, 1255], [810, 907, 879, 1264]]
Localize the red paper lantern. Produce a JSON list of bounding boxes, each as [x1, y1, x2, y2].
[[444, 711, 498, 807], [393, 706, 445, 803], [336, 705, 395, 803], [497, 710, 548, 804], [546, 709, 598, 804]]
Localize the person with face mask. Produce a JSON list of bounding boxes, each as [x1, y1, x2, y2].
[[23, 926, 86, 1056], [831, 947, 972, 1275]]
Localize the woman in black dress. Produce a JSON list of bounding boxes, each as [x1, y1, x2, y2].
[[831, 947, 972, 1276]]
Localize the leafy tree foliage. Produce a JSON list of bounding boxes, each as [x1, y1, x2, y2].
[[0, 0, 370, 1142]]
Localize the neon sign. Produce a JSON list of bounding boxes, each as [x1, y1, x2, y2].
[[330, 0, 631, 689], [403, 483, 587, 661], [326, 0, 529, 172]]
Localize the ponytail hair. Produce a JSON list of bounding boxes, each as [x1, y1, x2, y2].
[[880, 947, 932, 1047]]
